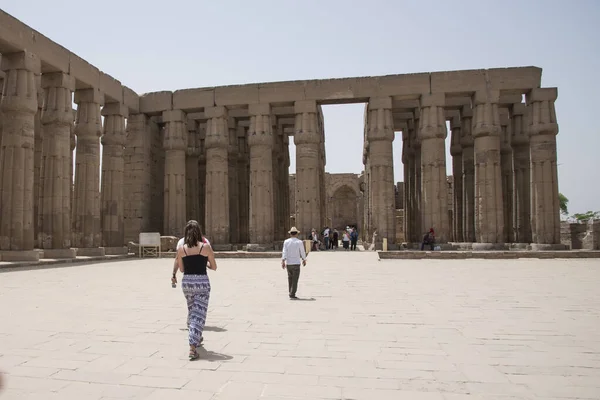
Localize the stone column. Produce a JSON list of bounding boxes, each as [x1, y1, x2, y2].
[[38, 72, 76, 257], [72, 88, 104, 254], [417, 94, 449, 243], [282, 134, 291, 234], [162, 110, 187, 237], [408, 118, 422, 243], [460, 106, 475, 242], [318, 108, 327, 229], [271, 118, 281, 240], [366, 97, 395, 248], [401, 127, 413, 243], [33, 75, 44, 245], [510, 103, 531, 243], [450, 116, 463, 242], [527, 88, 561, 246], [198, 123, 207, 231], [185, 119, 200, 221], [499, 110, 514, 243], [237, 125, 250, 244], [248, 104, 274, 246], [100, 103, 127, 252], [294, 100, 322, 239], [0, 52, 39, 259], [70, 113, 76, 228], [204, 106, 230, 246], [228, 117, 239, 244], [472, 90, 504, 245]]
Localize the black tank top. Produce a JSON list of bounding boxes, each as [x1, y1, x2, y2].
[[182, 244, 208, 275]]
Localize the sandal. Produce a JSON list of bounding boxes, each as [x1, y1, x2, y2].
[[189, 347, 199, 361]]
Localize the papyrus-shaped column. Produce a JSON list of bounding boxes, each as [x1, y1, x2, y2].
[[237, 125, 250, 244], [198, 124, 207, 230], [100, 103, 127, 248], [401, 121, 414, 243], [409, 117, 422, 242], [472, 90, 504, 244], [527, 88, 560, 245], [294, 100, 322, 238], [33, 75, 43, 244], [204, 106, 230, 244], [228, 117, 239, 243], [0, 52, 40, 251], [366, 97, 396, 247], [499, 110, 514, 243], [282, 134, 291, 235], [450, 116, 463, 242], [72, 88, 103, 249], [186, 119, 200, 222], [162, 109, 187, 237], [418, 94, 449, 243], [318, 108, 327, 229], [271, 119, 282, 240], [510, 103, 531, 243], [460, 106, 475, 242], [38, 72, 75, 250], [248, 104, 274, 244]]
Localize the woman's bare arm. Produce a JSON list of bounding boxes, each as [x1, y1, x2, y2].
[[176, 247, 185, 273]]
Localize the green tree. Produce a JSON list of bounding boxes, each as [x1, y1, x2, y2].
[[572, 211, 600, 222], [559, 193, 569, 215]]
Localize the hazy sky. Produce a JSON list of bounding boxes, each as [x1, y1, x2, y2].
[[2, 0, 598, 214]]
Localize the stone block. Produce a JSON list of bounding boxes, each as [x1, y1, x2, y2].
[[122, 86, 139, 113], [103, 247, 129, 255], [368, 96, 392, 110], [498, 93, 523, 105], [212, 244, 233, 251], [102, 102, 129, 117], [248, 103, 270, 116], [74, 87, 104, 105], [76, 247, 106, 257], [99, 72, 122, 103], [259, 81, 306, 103], [0, 250, 40, 262], [41, 72, 75, 90], [41, 248, 77, 259], [377, 73, 430, 97], [139, 91, 173, 115], [471, 243, 507, 251], [294, 100, 317, 114], [205, 106, 227, 119], [419, 93, 445, 108], [246, 243, 274, 252], [431, 69, 486, 94], [472, 89, 500, 105], [0, 51, 41, 73], [530, 243, 569, 251], [162, 109, 185, 122], [527, 87, 558, 102], [215, 84, 259, 106], [69, 54, 100, 89], [160, 236, 179, 252], [487, 66, 542, 91], [173, 88, 214, 110], [304, 77, 363, 102]]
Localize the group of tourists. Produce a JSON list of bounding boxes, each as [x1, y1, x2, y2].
[[309, 226, 359, 251]]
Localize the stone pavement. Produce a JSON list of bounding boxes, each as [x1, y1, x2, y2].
[[1, 252, 599, 399]]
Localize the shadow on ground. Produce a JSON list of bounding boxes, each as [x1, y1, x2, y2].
[[196, 348, 233, 362], [204, 325, 227, 332]]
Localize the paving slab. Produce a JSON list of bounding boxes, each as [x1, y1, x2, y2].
[[1, 252, 599, 399]]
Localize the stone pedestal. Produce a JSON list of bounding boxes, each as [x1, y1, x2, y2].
[[527, 88, 560, 245], [499, 110, 514, 243], [450, 116, 463, 242], [162, 110, 187, 237], [418, 94, 449, 243], [103, 246, 128, 255], [472, 90, 504, 243], [460, 106, 475, 242], [510, 103, 532, 243], [72, 88, 103, 249], [43, 248, 77, 259], [248, 104, 274, 245], [38, 72, 75, 253], [186, 119, 201, 221], [101, 103, 127, 248], [205, 106, 230, 244], [0, 51, 40, 251], [76, 247, 106, 257], [228, 117, 239, 243], [0, 250, 40, 261]]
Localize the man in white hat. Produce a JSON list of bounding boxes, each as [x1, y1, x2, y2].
[[281, 227, 307, 299]]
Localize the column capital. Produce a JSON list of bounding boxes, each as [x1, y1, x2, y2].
[[205, 110, 229, 150], [527, 87, 558, 103], [472, 90, 501, 138], [368, 96, 392, 110], [472, 89, 500, 106], [527, 88, 559, 137], [101, 102, 129, 117], [163, 110, 187, 150], [0, 51, 41, 73], [41, 72, 75, 90], [74, 88, 104, 105], [162, 109, 186, 122], [418, 94, 446, 141], [510, 103, 527, 117], [186, 119, 200, 156]]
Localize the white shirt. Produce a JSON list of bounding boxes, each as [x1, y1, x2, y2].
[[323, 228, 330, 237], [282, 237, 307, 265], [177, 237, 211, 250]]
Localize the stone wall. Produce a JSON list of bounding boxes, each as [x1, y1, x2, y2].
[[560, 220, 599, 250]]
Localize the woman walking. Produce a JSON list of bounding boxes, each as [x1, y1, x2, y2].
[[174, 220, 217, 360]]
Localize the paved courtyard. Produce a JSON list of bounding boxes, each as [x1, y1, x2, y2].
[[1, 252, 599, 399]]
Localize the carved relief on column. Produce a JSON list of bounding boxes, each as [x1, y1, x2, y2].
[[450, 115, 463, 242], [228, 117, 239, 244], [366, 96, 395, 248], [527, 88, 560, 245], [0, 52, 40, 252], [248, 104, 274, 245], [38, 72, 75, 252], [198, 123, 207, 231], [460, 106, 475, 242], [162, 109, 187, 237], [204, 106, 230, 245], [34, 74, 44, 244], [499, 110, 514, 243], [418, 93, 449, 243], [185, 119, 200, 222], [472, 90, 504, 244], [510, 103, 531, 243]]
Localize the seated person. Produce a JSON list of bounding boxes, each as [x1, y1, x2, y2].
[[421, 228, 435, 251]]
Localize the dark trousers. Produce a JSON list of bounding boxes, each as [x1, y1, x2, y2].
[[421, 242, 434, 251], [287, 264, 301, 297], [350, 239, 357, 250]]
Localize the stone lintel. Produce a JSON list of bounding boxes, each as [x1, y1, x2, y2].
[[396, 121, 408, 132], [41, 72, 75, 90], [187, 112, 206, 121], [248, 103, 270, 116], [527, 87, 558, 103], [420, 93, 445, 108], [122, 86, 140, 114], [101, 102, 129, 117], [238, 119, 251, 128], [205, 106, 227, 119], [294, 100, 318, 114], [450, 115, 461, 130], [460, 105, 473, 118], [1, 50, 41, 73], [74, 88, 104, 105], [368, 96, 392, 110], [472, 90, 500, 106], [445, 109, 460, 121], [99, 71, 122, 103], [498, 93, 523, 106], [173, 87, 214, 110], [139, 91, 173, 115], [511, 103, 526, 116], [278, 117, 295, 126], [283, 126, 294, 135], [394, 111, 414, 120], [162, 109, 186, 122]]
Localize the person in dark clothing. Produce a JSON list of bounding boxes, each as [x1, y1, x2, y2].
[[350, 228, 358, 251], [332, 230, 339, 249], [421, 228, 435, 251]]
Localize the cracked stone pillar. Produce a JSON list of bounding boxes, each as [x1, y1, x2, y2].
[[472, 90, 504, 245], [228, 117, 239, 244], [510, 103, 531, 243], [198, 123, 207, 231], [186, 119, 200, 222], [248, 104, 274, 246], [33, 75, 43, 245], [410, 117, 422, 243], [204, 106, 230, 246], [237, 125, 250, 244], [450, 116, 463, 242], [162, 109, 187, 237], [499, 110, 514, 243], [527, 88, 561, 246], [367, 97, 395, 248], [418, 94, 449, 243], [0, 52, 40, 259], [72, 88, 104, 254], [294, 100, 322, 239], [100, 103, 127, 252], [460, 106, 475, 242], [38, 72, 76, 257], [401, 125, 414, 243]]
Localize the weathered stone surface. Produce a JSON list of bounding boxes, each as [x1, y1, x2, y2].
[[162, 110, 187, 237], [160, 235, 178, 252]]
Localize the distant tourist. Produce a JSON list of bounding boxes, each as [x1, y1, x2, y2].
[[323, 227, 330, 250], [174, 220, 217, 360], [332, 229, 339, 249], [350, 228, 359, 251], [281, 227, 307, 299], [310, 229, 320, 251], [421, 228, 435, 251], [342, 230, 350, 250]]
